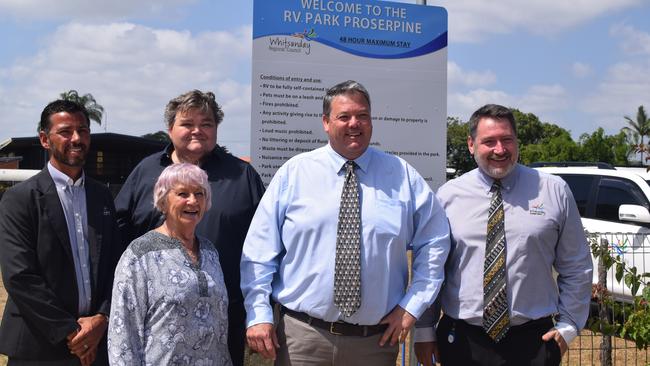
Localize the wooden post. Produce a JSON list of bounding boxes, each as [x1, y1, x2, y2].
[[598, 237, 612, 366]]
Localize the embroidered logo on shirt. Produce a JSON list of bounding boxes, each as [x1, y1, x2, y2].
[[103, 206, 111, 216], [529, 202, 546, 216]]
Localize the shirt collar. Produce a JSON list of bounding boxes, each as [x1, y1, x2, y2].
[[160, 143, 223, 165], [325, 143, 372, 174], [476, 163, 520, 194], [47, 162, 85, 188]]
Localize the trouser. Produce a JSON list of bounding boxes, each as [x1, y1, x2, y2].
[[228, 299, 246, 366], [8, 359, 79, 366], [275, 312, 399, 366], [436, 314, 561, 366]]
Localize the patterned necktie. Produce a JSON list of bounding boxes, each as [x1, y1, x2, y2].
[[483, 180, 510, 342], [334, 160, 362, 317]]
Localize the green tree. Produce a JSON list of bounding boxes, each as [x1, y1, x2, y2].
[[513, 109, 580, 165], [446, 117, 475, 175], [622, 105, 650, 163], [579, 128, 616, 163], [141, 130, 171, 143], [623, 129, 642, 162], [610, 131, 632, 166], [512, 109, 545, 145], [59, 90, 105, 126], [519, 134, 581, 165]]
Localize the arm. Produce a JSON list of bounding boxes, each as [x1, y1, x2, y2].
[[0, 187, 78, 344], [68, 186, 120, 362], [114, 168, 138, 248], [380, 166, 450, 347], [240, 167, 287, 326], [414, 302, 442, 365], [240, 168, 287, 357], [551, 182, 593, 345], [398, 166, 451, 320], [98, 187, 122, 316], [245, 163, 266, 206], [107, 249, 149, 364]]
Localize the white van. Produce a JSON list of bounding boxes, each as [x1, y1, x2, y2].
[[534, 164, 650, 303]]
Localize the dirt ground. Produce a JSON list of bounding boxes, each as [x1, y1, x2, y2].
[[1, 278, 648, 366]]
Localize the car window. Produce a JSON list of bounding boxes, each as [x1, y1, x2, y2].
[[595, 177, 650, 222], [556, 174, 595, 217]]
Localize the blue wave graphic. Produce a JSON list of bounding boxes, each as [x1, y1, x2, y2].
[[320, 32, 447, 59], [258, 32, 447, 59]]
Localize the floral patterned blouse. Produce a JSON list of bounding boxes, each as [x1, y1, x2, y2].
[[108, 230, 232, 365]]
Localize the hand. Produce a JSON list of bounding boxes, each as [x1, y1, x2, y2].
[[246, 323, 279, 360], [414, 341, 439, 366], [79, 347, 97, 366], [67, 314, 108, 358], [542, 328, 568, 356], [379, 306, 416, 346]]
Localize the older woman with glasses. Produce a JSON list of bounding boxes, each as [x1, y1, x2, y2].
[[108, 163, 231, 365]]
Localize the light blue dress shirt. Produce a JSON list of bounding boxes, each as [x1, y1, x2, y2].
[[48, 163, 92, 315], [241, 144, 450, 327], [415, 164, 592, 344]]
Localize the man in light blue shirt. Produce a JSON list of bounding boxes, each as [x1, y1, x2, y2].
[[241, 80, 450, 365], [414, 104, 592, 366], [48, 164, 93, 316]]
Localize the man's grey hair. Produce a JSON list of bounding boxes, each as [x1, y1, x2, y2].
[[322, 80, 371, 116]]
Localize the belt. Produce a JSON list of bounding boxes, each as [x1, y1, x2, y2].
[[281, 307, 388, 337], [448, 315, 554, 333]]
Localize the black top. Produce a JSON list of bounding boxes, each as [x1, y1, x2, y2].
[[114, 144, 264, 365]]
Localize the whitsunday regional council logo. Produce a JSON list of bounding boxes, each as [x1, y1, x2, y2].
[[268, 28, 317, 55]]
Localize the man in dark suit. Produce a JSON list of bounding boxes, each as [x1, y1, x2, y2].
[[0, 100, 119, 365]]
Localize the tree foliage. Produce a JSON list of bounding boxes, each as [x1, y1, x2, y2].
[[59, 90, 105, 126], [512, 109, 546, 145], [446, 117, 475, 175], [141, 130, 171, 143], [623, 106, 650, 163], [588, 233, 650, 349]]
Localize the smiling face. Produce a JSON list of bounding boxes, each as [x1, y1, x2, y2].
[[168, 108, 217, 163], [39, 111, 90, 180], [468, 116, 519, 179], [164, 183, 207, 229], [322, 91, 372, 160]]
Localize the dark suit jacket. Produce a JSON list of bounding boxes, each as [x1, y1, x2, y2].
[[0, 168, 119, 362]]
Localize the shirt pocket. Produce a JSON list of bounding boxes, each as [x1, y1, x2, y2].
[[364, 197, 407, 243]]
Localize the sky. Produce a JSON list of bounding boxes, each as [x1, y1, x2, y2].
[[1, 0, 649, 157]]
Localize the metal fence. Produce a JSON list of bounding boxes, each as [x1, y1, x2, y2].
[[399, 231, 650, 366]]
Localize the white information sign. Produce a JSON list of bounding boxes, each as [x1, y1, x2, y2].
[[251, 0, 447, 188]]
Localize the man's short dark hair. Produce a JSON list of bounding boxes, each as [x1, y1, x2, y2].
[[39, 100, 90, 133], [164, 90, 224, 129], [468, 104, 516, 139], [322, 80, 371, 117]]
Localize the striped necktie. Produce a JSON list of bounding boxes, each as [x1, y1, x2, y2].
[[483, 180, 510, 342], [334, 160, 361, 317]]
